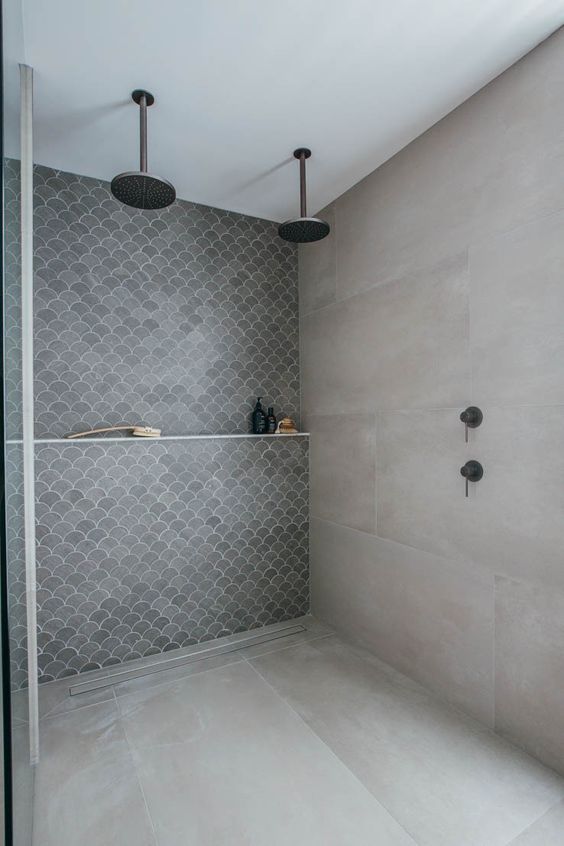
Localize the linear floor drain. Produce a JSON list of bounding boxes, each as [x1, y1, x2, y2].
[[68, 623, 306, 696]]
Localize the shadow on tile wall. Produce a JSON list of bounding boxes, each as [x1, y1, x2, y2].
[[301, 28, 564, 774], [31, 164, 299, 439]]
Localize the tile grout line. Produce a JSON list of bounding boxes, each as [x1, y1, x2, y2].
[[270, 620, 564, 801], [373, 412, 378, 536], [239, 631, 335, 662], [38, 693, 116, 724], [111, 654, 246, 703], [300, 199, 564, 322], [492, 576, 497, 733], [113, 687, 161, 846], [310, 514, 494, 584], [244, 658, 421, 846], [297, 402, 564, 416], [247, 642, 564, 844], [466, 244, 473, 403], [309, 513, 564, 613], [500, 798, 563, 846], [309, 515, 564, 609]]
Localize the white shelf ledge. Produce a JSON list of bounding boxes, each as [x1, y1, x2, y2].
[[7, 433, 309, 445]]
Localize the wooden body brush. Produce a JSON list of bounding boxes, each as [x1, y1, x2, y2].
[[64, 425, 161, 439]]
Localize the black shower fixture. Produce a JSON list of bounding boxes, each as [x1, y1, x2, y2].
[[278, 148, 330, 243], [460, 406, 483, 442], [111, 90, 176, 210], [460, 460, 484, 497]]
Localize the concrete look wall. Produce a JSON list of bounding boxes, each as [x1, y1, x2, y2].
[[299, 27, 564, 774]]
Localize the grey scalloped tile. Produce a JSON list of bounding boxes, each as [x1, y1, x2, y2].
[[5, 443, 27, 690], [4, 158, 22, 440], [4, 160, 307, 690], [33, 438, 309, 684], [31, 164, 299, 439]]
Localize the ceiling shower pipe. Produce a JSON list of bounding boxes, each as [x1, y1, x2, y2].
[[111, 89, 176, 210], [139, 89, 148, 173], [278, 148, 330, 243]]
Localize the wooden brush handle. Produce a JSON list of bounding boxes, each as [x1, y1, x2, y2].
[[65, 425, 136, 439]]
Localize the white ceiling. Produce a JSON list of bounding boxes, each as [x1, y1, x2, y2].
[[14, 0, 564, 221]]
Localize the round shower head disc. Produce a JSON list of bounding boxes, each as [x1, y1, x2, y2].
[[278, 216, 330, 243], [110, 171, 176, 210]]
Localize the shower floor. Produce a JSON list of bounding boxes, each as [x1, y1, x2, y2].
[[27, 616, 564, 846]]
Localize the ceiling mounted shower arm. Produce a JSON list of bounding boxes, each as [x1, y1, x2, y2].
[[139, 92, 148, 172], [132, 89, 154, 173], [111, 89, 175, 211], [277, 147, 329, 243], [295, 147, 311, 218], [299, 150, 307, 217]]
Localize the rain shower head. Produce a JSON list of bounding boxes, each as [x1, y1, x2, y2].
[[278, 216, 330, 243], [278, 148, 330, 243], [111, 90, 176, 210]]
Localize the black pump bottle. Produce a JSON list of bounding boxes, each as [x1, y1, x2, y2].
[[252, 397, 267, 434]]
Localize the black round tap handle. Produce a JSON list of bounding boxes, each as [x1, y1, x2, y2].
[[460, 460, 484, 497], [460, 406, 483, 442]]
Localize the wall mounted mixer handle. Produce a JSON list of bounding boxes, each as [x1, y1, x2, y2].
[[460, 460, 484, 497], [460, 406, 483, 442]]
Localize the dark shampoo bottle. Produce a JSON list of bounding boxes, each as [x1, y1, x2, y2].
[[266, 407, 277, 434], [252, 397, 267, 434]]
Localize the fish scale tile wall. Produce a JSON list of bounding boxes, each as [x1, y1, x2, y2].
[[32, 164, 300, 439], [5, 444, 27, 690], [4, 159, 22, 442], [4, 160, 28, 690], [33, 438, 309, 682], [4, 161, 309, 687]]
